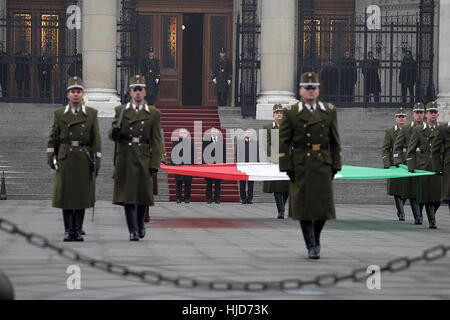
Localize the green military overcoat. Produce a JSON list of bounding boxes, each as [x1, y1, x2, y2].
[[431, 121, 450, 203], [279, 100, 342, 221], [381, 125, 404, 196], [406, 123, 442, 204], [262, 122, 290, 193], [47, 105, 101, 209], [393, 122, 421, 199], [109, 103, 162, 206]]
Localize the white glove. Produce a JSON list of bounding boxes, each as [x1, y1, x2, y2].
[[213, 78, 217, 85], [227, 80, 231, 85], [155, 79, 159, 84]]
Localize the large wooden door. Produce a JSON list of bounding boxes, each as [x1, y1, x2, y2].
[[202, 14, 232, 106]]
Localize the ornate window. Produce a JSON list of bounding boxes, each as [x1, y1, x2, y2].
[[41, 14, 59, 56], [162, 16, 177, 69], [13, 13, 32, 53]]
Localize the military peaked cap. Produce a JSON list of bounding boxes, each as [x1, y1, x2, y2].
[[67, 77, 84, 91], [395, 107, 407, 116], [273, 104, 283, 113], [426, 101, 439, 112], [299, 72, 320, 87], [412, 102, 425, 112], [129, 74, 146, 88]]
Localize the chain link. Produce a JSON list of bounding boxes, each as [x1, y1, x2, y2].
[[1, 217, 449, 292]]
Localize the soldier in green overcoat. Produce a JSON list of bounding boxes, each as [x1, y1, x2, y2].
[[262, 104, 290, 218], [431, 111, 450, 210], [279, 72, 342, 259], [381, 108, 407, 221], [47, 77, 101, 242], [393, 103, 425, 224], [406, 102, 442, 228], [109, 74, 162, 241]]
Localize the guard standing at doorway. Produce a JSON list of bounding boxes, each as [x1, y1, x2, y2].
[[37, 44, 54, 98], [109, 74, 162, 241], [279, 72, 342, 260], [212, 47, 232, 106], [47, 77, 102, 242], [140, 47, 160, 105]]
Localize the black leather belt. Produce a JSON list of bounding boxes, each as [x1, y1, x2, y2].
[[119, 135, 150, 144], [61, 140, 90, 147], [294, 143, 330, 151]]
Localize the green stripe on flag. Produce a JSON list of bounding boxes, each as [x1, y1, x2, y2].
[[335, 164, 435, 180]]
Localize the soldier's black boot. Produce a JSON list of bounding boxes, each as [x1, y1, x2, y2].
[[409, 199, 422, 225], [62, 210, 74, 241], [394, 196, 405, 221], [419, 203, 424, 224], [73, 210, 85, 242], [300, 221, 319, 259], [425, 203, 437, 229], [124, 205, 139, 241], [313, 220, 326, 256], [274, 193, 284, 219], [136, 205, 147, 239], [144, 206, 151, 223]]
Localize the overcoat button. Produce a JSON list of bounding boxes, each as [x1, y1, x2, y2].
[[307, 153, 311, 157], [128, 143, 132, 146], [307, 133, 311, 137]]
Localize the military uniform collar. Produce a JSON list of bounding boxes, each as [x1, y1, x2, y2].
[[448, 121, 450, 127], [298, 100, 326, 112], [395, 125, 398, 131], [126, 102, 150, 113], [424, 122, 438, 130], [64, 104, 86, 115]]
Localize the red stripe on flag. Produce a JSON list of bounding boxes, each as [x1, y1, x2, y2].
[[160, 163, 250, 181]]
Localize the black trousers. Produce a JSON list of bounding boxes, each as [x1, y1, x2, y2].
[[0, 74, 7, 97], [340, 86, 354, 102], [206, 178, 221, 201], [217, 92, 228, 106], [176, 179, 192, 201], [124, 204, 147, 233], [39, 74, 51, 97], [274, 191, 289, 214], [239, 181, 254, 201], [401, 84, 414, 103], [146, 94, 156, 105], [16, 80, 30, 98]]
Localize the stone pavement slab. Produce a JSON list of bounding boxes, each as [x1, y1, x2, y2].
[[0, 201, 449, 300]]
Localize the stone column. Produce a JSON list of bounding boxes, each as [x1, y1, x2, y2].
[[437, 1, 450, 122], [256, 0, 297, 120], [82, 0, 120, 117]]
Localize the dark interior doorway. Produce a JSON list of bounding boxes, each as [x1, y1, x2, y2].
[[182, 13, 203, 105]]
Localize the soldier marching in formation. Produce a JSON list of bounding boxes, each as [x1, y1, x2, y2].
[[109, 74, 162, 241], [212, 47, 232, 107], [406, 102, 442, 229], [382, 108, 408, 221], [279, 72, 342, 259], [263, 104, 290, 218], [393, 103, 425, 224], [431, 109, 450, 210], [140, 47, 160, 105], [47, 77, 102, 241]]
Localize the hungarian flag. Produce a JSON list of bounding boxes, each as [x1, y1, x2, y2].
[[160, 163, 435, 181]]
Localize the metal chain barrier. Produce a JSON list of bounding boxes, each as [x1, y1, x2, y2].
[[1, 217, 449, 292]]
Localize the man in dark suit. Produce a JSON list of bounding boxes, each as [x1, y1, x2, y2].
[[212, 47, 232, 106], [140, 47, 160, 105], [68, 53, 83, 78], [202, 126, 226, 204], [14, 49, 32, 98], [399, 50, 417, 104], [37, 45, 54, 98], [235, 129, 259, 204], [361, 51, 381, 102], [339, 50, 357, 102], [171, 128, 195, 204], [0, 42, 9, 98]]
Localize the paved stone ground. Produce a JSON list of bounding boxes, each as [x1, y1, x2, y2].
[[0, 200, 449, 300]]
